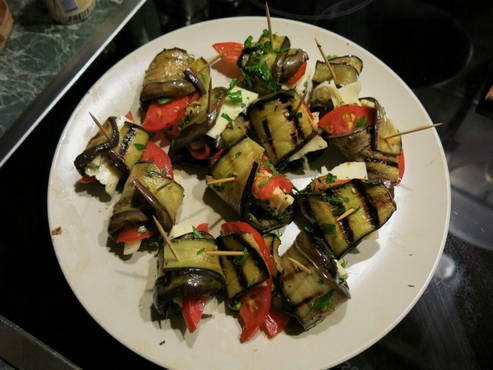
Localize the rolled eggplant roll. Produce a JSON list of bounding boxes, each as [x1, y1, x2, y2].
[[153, 231, 225, 316], [74, 116, 149, 195], [312, 55, 363, 87], [297, 178, 396, 259], [207, 137, 295, 232], [109, 161, 184, 235], [238, 32, 308, 95], [277, 231, 350, 330], [216, 228, 271, 307], [141, 48, 197, 102], [247, 90, 327, 169]]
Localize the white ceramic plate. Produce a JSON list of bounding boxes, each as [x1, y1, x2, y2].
[[47, 17, 450, 370]]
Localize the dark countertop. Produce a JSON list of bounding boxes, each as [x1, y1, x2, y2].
[[1, 0, 492, 369]]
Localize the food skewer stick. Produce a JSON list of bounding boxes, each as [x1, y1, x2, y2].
[[336, 207, 356, 222], [89, 112, 110, 140], [206, 79, 212, 115], [265, 2, 274, 46], [288, 257, 312, 274], [315, 38, 338, 85], [197, 53, 224, 74], [152, 215, 180, 261], [206, 251, 244, 256], [384, 123, 444, 140], [206, 176, 236, 185]]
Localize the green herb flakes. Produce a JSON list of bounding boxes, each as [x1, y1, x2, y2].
[[221, 113, 233, 122], [325, 173, 337, 183], [257, 177, 269, 188], [196, 248, 206, 255], [159, 340, 166, 345], [192, 226, 203, 239], [356, 116, 368, 127], [340, 259, 348, 268], [263, 161, 278, 175], [312, 289, 335, 310], [327, 54, 338, 60], [332, 207, 346, 217], [262, 28, 270, 37], [134, 143, 146, 150], [233, 248, 249, 266], [233, 152, 242, 159], [244, 35, 254, 48], [325, 195, 343, 205], [320, 223, 336, 234], [137, 225, 147, 233], [303, 225, 314, 233], [295, 112, 303, 119], [157, 98, 172, 105]]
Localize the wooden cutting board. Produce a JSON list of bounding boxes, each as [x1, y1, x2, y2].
[[0, 0, 13, 53]]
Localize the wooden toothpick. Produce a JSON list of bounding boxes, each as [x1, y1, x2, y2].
[[265, 2, 274, 46], [315, 38, 338, 85], [197, 53, 224, 74], [288, 257, 312, 274], [384, 123, 444, 140], [336, 208, 356, 222], [89, 112, 110, 140], [152, 215, 180, 261], [206, 176, 236, 185], [206, 250, 244, 256]]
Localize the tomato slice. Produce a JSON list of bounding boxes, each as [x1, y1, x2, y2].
[[150, 130, 170, 147], [239, 280, 272, 342], [209, 148, 224, 165], [252, 174, 293, 200], [141, 142, 174, 179], [182, 296, 206, 333], [285, 61, 307, 85], [189, 143, 212, 160], [221, 222, 274, 276], [196, 223, 209, 233], [261, 307, 290, 339], [116, 225, 153, 243], [213, 42, 243, 64], [142, 93, 199, 134], [125, 111, 134, 121], [77, 175, 96, 184], [318, 104, 374, 136], [397, 151, 405, 184]]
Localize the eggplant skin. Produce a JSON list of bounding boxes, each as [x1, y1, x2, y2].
[[153, 268, 224, 315], [244, 201, 295, 233], [141, 48, 196, 102]]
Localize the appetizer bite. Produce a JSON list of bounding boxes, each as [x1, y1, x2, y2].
[[109, 142, 184, 254], [74, 115, 149, 196], [153, 223, 225, 333]]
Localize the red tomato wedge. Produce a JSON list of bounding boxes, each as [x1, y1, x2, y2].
[[182, 296, 206, 333], [221, 222, 274, 276], [125, 111, 134, 121], [116, 225, 153, 243], [189, 143, 212, 160], [285, 61, 307, 85], [77, 175, 96, 184], [196, 223, 209, 233], [318, 104, 374, 136], [252, 175, 293, 200], [213, 42, 243, 64], [209, 148, 224, 165], [141, 142, 174, 179], [239, 280, 272, 342], [397, 151, 405, 184], [142, 93, 199, 134], [261, 307, 290, 339]]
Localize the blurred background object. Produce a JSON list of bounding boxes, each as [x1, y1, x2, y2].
[[0, 0, 13, 52]]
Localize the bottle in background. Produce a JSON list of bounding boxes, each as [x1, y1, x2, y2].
[[45, 0, 96, 24]]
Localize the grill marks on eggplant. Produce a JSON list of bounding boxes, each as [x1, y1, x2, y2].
[[298, 179, 396, 258]]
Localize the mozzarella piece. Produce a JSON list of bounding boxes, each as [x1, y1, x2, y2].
[[312, 80, 362, 108], [288, 135, 328, 162], [169, 224, 194, 239], [206, 87, 258, 139], [84, 116, 127, 195], [281, 65, 311, 95], [269, 188, 294, 215], [326, 162, 368, 180], [123, 240, 141, 255], [335, 259, 349, 280]]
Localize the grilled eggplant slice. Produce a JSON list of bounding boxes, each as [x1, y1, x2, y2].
[[372, 99, 402, 155], [141, 48, 196, 102], [278, 231, 350, 330], [217, 231, 270, 306], [297, 179, 396, 258], [312, 60, 360, 87], [109, 162, 184, 234], [207, 137, 295, 232], [247, 90, 325, 169], [74, 116, 149, 195], [153, 232, 225, 315]]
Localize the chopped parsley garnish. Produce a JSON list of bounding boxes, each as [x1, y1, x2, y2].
[[312, 289, 335, 310], [192, 226, 203, 239], [263, 161, 278, 175], [233, 248, 249, 266], [273, 230, 283, 238], [332, 207, 346, 217], [159, 340, 166, 345], [257, 177, 269, 188], [340, 259, 348, 268], [262, 28, 270, 37], [226, 79, 243, 104], [327, 54, 338, 60], [233, 152, 242, 159], [363, 179, 380, 185], [244, 61, 276, 92], [244, 35, 254, 48], [134, 143, 146, 150], [356, 116, 368, 127], [338, 277, 347, 285], [137, 225, 147, 233], [221, 113, 233, 122], [325, 173, 337, 183], [320, 223, 336, 234], [157, 97, 172, 105], [303, 225, 314, 233], [324, 195, 343, 205], [295, 112, 303, 118], [196, 248, 206, 255]]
